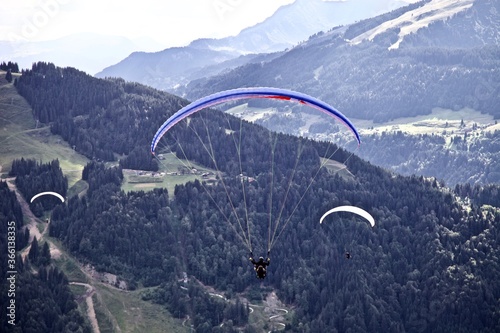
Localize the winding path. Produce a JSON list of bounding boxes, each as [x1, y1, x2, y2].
[[207, 291, 288, 331]]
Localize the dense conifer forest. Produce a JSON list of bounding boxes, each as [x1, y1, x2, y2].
[[47, 157, 500, 332], [9, 158, 68, 216], [6, 62, 500, 332]]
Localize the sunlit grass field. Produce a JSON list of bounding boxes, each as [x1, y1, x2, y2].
[[0, 77, 88, 187], [122, 152, 218, 195]]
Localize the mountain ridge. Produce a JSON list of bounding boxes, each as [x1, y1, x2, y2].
[[181, 0, 499, 121], [95, 0, 423, 90]]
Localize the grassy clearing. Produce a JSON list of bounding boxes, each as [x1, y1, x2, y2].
[[0, 79, 88, 186], [92, 293, 116, 333], [226, 103, 276, 122], [94, 285, 184, 333], [122, 152, 218, 195], [51, 239, 89, 283], [355, 107, 497, 136], [36, 222, 46, 234], [69, 283, 88, 295], [321, 157, 355, 181], [51, 236, 184, 332], [67, 179, 89, 199]]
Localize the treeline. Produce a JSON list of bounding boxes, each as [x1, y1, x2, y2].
[[0, 181, 27, 251], [0, 181, 90, 333], [15, 62, 185, 167], [0, 61, 20, 72], [454, 183, 500, 208], [50, 162, 171, 285], [49, 162, 253, 330], [9, 158, 68, 216], [1, 61, 19, 82], [10, 264, 90, 333]]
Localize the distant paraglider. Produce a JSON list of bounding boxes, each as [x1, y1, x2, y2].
[[319, 205, 375, 227], [320, 206, 374, 260], [30, 191, 65, 203]]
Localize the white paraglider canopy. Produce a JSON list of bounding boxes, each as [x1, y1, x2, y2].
[[30, 191, 65, 203], [319, 205, 375, 227]]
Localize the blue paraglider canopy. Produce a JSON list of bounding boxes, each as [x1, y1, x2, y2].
[[151, 87, 360, 154]]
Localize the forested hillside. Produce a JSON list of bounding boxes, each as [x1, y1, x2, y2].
[[48, 149, 500, 332], [174, 0, 499, 189], [236, 108, 500, 186], [185, 39, 499, 122], [0, 181, 90, 333], [14, 62, 183, 169], [10, 62, 500, 332]]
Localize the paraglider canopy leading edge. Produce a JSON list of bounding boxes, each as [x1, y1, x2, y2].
[[320, 205, 375, 227], [150, 87, 361, 154], [30, 191, 65, 203]]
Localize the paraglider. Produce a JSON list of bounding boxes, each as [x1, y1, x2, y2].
[[249, 251, 271, 279], [30, 191, 65, 203], [320, 205, 375, 260], [319, 205, 375, 227], [151, 87, 361, 277], [151, 87, 361, 154]]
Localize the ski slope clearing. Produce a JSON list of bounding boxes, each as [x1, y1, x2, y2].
[[349, 0, 476, 49]]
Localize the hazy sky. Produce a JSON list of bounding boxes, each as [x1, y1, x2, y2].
[[2, 0, 294, 47], [2, 0, 420, 48]]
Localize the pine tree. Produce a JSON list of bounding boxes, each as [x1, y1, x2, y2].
[[5, 69, 12, 83], [28, 237, 39, 264]]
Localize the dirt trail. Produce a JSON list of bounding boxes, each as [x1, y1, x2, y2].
[[70, 282, 100, 333], [204, 283, 288, 331], [6, 178, 100, 333], [251, 291, 288, 331], [5, 178, 43, 259]]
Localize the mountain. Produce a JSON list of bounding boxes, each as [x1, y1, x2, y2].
[[0, 32, 162, 75], [188, 0, 421, 54], [183, 0, 498, 119], [6, 62, 500, 333], [95, 0, 421, 90], [177, 0, 499, 186]]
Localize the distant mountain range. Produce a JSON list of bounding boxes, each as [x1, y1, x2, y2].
[[95, 0, 419, 89], [181, 0, 499, 121]]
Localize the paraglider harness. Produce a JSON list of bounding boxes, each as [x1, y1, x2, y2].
[[249, 252, 270, 279]]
